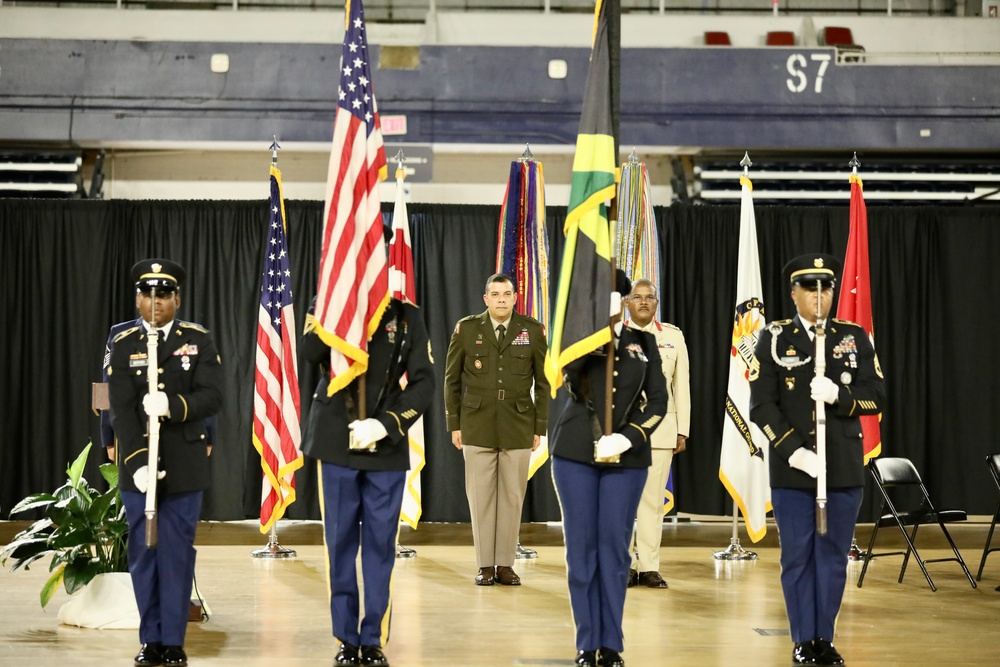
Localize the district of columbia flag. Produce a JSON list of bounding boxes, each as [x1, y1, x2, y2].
[[837, 173, 882, 463], [313, 0, 389, 398], [253, 164, 303, 533], [389, 161, 425, 528], [718, 175, 772, 542], [544, 0, 617, 395]]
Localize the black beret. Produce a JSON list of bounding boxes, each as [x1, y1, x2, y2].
[[131, 258, 186, 293], [784, 253, 840, 288]]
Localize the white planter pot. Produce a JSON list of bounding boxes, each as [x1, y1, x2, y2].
[[57, 571, 140, 629]]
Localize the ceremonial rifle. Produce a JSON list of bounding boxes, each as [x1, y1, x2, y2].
[[144, 285, 162, 548], [814, 279, 828, 536]]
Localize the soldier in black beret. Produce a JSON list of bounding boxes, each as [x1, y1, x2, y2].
[[750, 253, 885, 666], [107, 258, 223, 667]]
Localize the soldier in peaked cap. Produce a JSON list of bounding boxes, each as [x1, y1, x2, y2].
[[107, 258, 223, 667], [749, 253, 885, 667]]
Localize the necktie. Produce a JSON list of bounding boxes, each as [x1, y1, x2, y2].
[[496, 324, 506, 346]]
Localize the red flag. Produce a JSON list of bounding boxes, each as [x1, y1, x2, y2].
[[837, 173, 882, 463], [388, 162, 416, 305], [313, 0, 389, 397], [253, 165, 303, 533]]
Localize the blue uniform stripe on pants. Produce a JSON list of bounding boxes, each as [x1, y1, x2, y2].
[[318, 461, 405, 648], [122, 489, 202, 647], [771, 486, 862, 643], [552, 456, 646, 652]]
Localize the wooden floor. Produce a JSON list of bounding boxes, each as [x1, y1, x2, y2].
[[2, 519, 999, 666]]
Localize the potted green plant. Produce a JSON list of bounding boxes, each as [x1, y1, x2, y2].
[[1, 441, 129, 611]]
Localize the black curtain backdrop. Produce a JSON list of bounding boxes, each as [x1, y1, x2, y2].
[[2, 199, 998, 525]]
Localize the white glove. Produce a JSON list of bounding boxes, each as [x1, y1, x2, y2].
[[132, 465, 166, 493], [788, 447, 821, 478], [348, 418, 388, 450], [810, 376, 839, 405], [143, 391, 170, 417], [595, 433, 632, 459], [610, 292, 622, 319]]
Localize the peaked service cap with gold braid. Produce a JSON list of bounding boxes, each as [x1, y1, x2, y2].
[[783, 253, 841, 289], [130, 258, 186, 293]]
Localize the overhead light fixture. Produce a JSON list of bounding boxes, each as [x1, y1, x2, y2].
[[210, 54, 230, 74]]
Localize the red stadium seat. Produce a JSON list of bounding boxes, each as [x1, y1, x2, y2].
[[704, 31, 732, 46], [766, 31, 796, 46]]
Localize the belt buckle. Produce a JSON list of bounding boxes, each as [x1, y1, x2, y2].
[[497, 389, 505, 400]]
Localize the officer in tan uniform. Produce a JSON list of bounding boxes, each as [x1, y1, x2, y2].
[[444, 273, 549, 586], [624, 278, 691, 589]]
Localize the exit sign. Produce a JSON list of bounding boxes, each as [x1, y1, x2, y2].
[[381, 115, 408, 136]]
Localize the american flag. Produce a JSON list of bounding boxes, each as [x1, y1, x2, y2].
[[313, 0, 389, 398], [252, 164, 303, 533]]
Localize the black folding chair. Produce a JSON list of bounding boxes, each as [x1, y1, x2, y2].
[[857, 457, 976, 592], [975, 453, 1000, 581]]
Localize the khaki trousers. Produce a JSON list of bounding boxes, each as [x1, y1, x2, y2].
[[463, 445, 531, 568], [630, 446, 675, 572]]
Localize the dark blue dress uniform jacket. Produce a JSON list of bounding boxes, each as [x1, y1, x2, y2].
[[549, 327, 669, 468], [301, 299, 435, 471], [750, 316, 886, 489], [101, 318, 217, 450], [108, 320, 223, 494]]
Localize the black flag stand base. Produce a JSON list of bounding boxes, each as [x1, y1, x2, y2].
[[516, 542, 538, 559], [396, 543, 417, 558], [251, 526, 297, 559], [712, 507, 758, 561], [847, 536, 867, 561]]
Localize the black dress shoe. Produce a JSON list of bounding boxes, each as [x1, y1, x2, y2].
[[134, 643, 164, 667], [575, 649, 598, 666], [475, 566, 496, 585], [335, 642, 360, 665], [598, 647, 625, 667], [161, 646, 187, 667], [792, 642, 817, 665], [360, 645, 389, 667], [627, 569, 638, 588], [637, 571, 669, 588], [812, 639, 844, 666]]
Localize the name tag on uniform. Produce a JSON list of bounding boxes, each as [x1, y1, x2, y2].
[[129, 353, 148, 368], [173, 344, 199, 356]]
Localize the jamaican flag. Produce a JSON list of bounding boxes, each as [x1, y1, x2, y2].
[[544, 0, 619, 395]]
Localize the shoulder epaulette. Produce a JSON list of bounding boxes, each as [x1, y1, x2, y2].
[[832, 317, 860, 327], [178, 321, 209, 334], [112, 326, 140, 343], [518, 314, 542, 327], [772, 318, 793, 325], [661, 322, 681, 331]]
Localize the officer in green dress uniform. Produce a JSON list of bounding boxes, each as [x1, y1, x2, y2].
[[444, 273, 549, 586]]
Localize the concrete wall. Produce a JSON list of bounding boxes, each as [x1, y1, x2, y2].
[[2, 7, 998, 51]]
